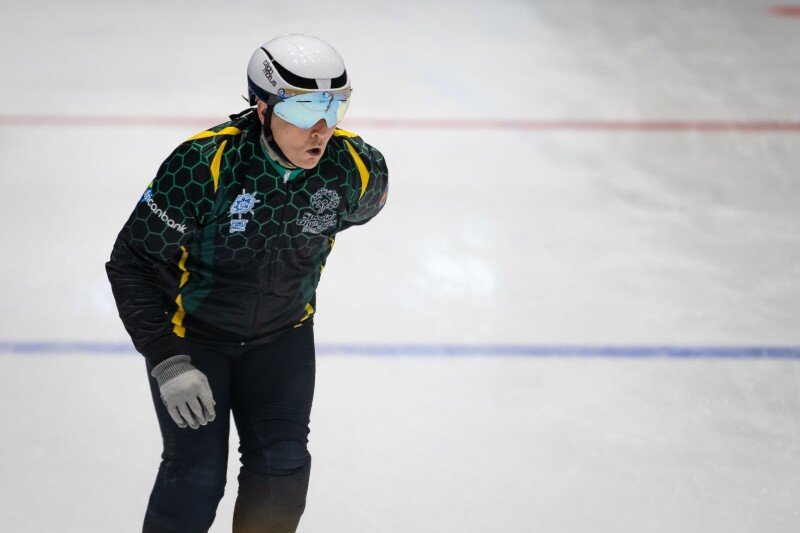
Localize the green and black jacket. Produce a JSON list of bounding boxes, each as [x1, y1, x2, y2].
[[106, 109, 388, 365]]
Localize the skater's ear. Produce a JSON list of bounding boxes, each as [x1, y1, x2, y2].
[[256, 100, 269, 125]]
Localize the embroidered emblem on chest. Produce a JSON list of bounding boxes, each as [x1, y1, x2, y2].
[[297, 188, 340, 234], [229, 189, 261, 233]]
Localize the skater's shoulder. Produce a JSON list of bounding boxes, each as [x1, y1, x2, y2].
[[180, 108, 256, 153], [329, 126, 364, 149], [155, 108, 258, 187]]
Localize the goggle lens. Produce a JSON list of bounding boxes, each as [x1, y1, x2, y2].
[[273, 90, 351, 129]]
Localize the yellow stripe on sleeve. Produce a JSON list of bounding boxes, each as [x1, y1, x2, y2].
[[332, 128, 358, 138], [210, 140, 227, 192], [186, 126, 242, 142], [171, 246, 190, 338], [177, 246, 190, 287], [344, 139, 370, 200], [294, 303, 316, 328], [171, 295, 186, 337]]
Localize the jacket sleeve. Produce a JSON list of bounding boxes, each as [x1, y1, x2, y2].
[[105, 142, 212, 365], [338, 133, 389, 230]]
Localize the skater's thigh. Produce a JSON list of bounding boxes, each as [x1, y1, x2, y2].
[[144, 343, 233, 456], [230, 324, 316, 458]]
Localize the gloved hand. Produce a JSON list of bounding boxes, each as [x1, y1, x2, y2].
[[150, 355, 216, 429]]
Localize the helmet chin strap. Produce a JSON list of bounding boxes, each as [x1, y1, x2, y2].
[[260, 104, 298, 169]]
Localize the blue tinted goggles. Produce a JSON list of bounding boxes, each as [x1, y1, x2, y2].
[[272, 88, 352, 129]]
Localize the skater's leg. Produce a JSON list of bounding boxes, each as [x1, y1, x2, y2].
[[143, 344, 233, 533], [230, 323, 316, 533]]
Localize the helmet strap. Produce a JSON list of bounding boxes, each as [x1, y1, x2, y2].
[[260, 104, 297, 169]]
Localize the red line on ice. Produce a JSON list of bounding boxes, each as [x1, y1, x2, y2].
[[770, 5, 800, 16], [1, 114, 800, 132]]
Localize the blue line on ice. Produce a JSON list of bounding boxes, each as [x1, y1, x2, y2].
[[0, 341, 799, 358]]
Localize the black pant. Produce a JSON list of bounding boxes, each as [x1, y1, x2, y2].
[[143, 322, 316, 533]]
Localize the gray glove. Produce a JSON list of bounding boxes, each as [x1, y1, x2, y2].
[[150, 355, 216, 429]]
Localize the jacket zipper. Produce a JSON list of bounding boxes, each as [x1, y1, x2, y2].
[[249, 169, 293, 339], [265, 169, 293, 288]]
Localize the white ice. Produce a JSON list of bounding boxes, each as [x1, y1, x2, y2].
[[1, 1, 799, 531]]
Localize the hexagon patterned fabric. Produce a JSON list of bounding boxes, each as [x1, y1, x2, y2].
[[105, 108, 388, 364]]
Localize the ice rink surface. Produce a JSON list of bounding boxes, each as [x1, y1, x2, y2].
[[1, 1, 799, 531]]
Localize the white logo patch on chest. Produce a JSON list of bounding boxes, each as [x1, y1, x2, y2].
[[298, 188, 340, 234], [229, 189, 261, 233]]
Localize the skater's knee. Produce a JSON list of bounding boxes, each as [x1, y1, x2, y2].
[[263, 439, 310, 475], [160, 455, 228, 496], [146, 458, 227, 531], [247, 439, 310, 476], [189, 461, 228, 493]]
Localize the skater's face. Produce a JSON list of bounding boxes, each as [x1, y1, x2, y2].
[[257, 100, 334, 170]]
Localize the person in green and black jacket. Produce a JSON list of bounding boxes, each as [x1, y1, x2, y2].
[[106, 34, 388, 533]]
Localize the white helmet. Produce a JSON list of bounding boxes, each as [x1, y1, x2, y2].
[[247, 34, 350, 105]]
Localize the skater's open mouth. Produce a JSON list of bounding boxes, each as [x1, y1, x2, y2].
[[307, 147, 322, 156]]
